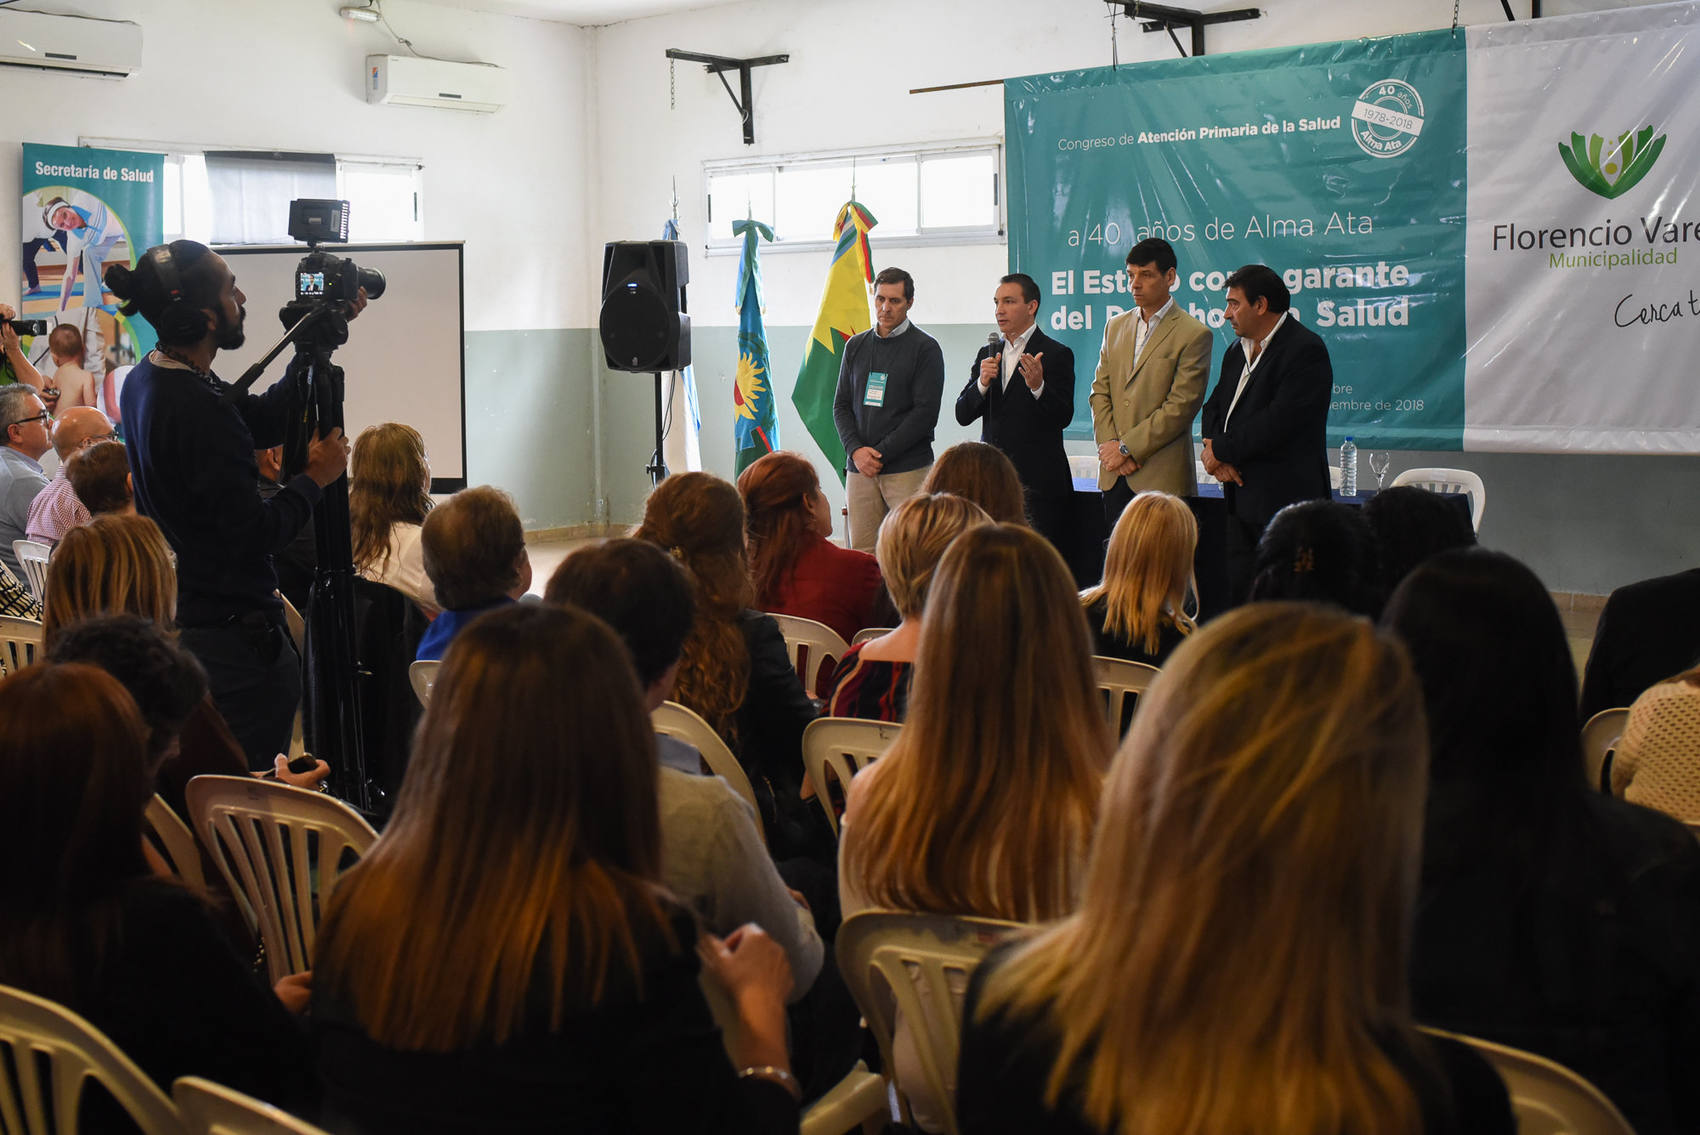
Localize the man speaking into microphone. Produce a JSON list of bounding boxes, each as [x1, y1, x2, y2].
[[954, 272, 1076, 556]]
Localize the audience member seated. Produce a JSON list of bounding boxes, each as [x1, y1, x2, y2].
[[24, 404, 113, 546], [44, 514, 327, 792], [1610, 667, 1700, 820], [1385, 549, 1700, 1135], [919, 441, 1027, 525], [415, 485, 530, 662], [0, 663, 314, 1116], [634, 472, 821, 856], [66, 438, 133, 518], [0, 382, 53, 580], [0, 563, 38, 619], [352, 422, 439, 618], [313, 603, 802, 1134], [959, 602, 1513, 1135], [544, 537, 823, 996], [1581, 562, 1700, 720], [839, 523, 1109, 1133], [1248, 498, 1383, 617], [1361, 483, 1476, 596], [738, 451, 882, 643], [256, 445, 318, 615], [1078, 489, 1196, 666], [822, 492, 990, 721]]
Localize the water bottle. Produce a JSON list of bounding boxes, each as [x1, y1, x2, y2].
[[1339, 436, 1358, 497]]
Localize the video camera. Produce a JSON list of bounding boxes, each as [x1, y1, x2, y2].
[[4, 318, 49, 337], [287, 199, 387, 305]]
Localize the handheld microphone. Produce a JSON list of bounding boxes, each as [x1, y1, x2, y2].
[[987, 331, 1002, 357]]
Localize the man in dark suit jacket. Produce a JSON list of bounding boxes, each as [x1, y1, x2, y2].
[[1580, 566, 1700, 720], [954, 272, 1075, 553], [1200, 264, 1332, 604]]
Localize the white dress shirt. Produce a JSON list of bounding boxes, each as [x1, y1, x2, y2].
[[1225, 312, 1288, 425], [981, 322, 1043, 397], [1133, 297, 1176, 362]]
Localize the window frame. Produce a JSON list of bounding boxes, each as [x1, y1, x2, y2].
[[702, 138, 1004, 257]]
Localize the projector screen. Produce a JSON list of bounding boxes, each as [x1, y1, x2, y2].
[[214, 242, 466, 489]]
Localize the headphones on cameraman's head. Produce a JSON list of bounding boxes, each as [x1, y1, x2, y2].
[[143, 244, 210, 344]]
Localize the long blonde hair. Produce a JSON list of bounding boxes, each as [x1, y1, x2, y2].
[[1079, 490, 1196, 654], [350, 422, 433, 576], [314, 603, 669, 1051], [42, 514, 177, 645], [874, 493, 992, 619], [978, 602, 1430, 1135], [632, 473, 754, 741], [843, 524, 1108, 920]]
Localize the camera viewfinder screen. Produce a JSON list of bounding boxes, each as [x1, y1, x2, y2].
[[298, 271, 326, 298]]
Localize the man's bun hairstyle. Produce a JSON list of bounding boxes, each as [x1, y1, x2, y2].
[[103, 241, 218, 347]]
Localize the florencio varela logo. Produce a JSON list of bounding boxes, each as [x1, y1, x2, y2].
[[1558, 126, 1666, 199]]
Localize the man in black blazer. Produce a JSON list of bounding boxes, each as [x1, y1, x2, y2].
[[1580, 566, 1700, 720], [1200, 264, 1332, 604], [954, 272, 1075, 553]]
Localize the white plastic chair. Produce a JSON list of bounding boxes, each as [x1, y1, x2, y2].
[[174, 1075, 332, 1135], [0, 983, 182, 1135], [1580, 707, 1630, 795], [0, 614, 43, 678], [769, 613, 851, 699], [837, 911, 1023, 1135], [800, 1062, 889, 1135], [185, 775, 378, 984], [143, 794, 206, 889], [1390, 467, 1486, 532], [652, 701, 763, 838], [849, 626, 892, 647], [1420, 1027, 1634, 1135], [11, 539, 49, 602], [802, 717, 901, 838], [1092, 655, 1160, 736], [408, 659, 440, 706]]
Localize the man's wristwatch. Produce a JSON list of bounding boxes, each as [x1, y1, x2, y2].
[[1118, 442, 1131, 458]]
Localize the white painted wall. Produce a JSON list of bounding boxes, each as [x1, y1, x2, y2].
[[0, 0, 597, 331]]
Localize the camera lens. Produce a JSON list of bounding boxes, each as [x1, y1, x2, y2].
[[357, 266, 386, 300]]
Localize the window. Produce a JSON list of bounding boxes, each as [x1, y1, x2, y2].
[[704, 141, 1001, 252]]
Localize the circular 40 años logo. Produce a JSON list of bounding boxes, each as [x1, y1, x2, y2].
[[1351, 80, 1425, 159]]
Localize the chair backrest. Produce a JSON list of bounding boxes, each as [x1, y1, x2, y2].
[[1419, 1027, 1635, 1135], [184, 775, 379, 984], [1686, 819, 1700, 843], [768, 613, 851, 698], [1580, 707, 1630, 794], [1389, 466, 1486, 531], [0, 614, 42, 678], [850, 626, 893, 647], [801, 717, 902, 838], [407, 659, 440, 707], [12, 540, 49, 602], [1092, 655, 1159, 737], [174, 1075, 332, 1135], [652, 701, 763, 838], [0, 983, 182, 1135], [142, 794, 206, 889], [836, 911, 1023, 1135]]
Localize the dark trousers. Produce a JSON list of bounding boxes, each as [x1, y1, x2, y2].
[[1102, 477, 1134, 533], [1027, 490, 1073, 565], [1224, 512, 1264, 608], [180, 610, 301, 771]]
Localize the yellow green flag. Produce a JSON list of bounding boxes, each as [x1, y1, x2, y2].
[[791, 202, 876, 483]]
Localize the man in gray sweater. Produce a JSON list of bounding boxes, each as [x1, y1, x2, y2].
[[832, 266, 946, 551]]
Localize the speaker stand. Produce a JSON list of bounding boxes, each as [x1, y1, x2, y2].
[[646, 370, 669, 487]]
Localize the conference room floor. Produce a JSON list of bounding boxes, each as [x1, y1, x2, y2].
[[522, 533, 1605, 678]]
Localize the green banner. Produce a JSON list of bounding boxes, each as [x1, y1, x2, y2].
[[20, 143, 165, 414], [1006, 29, 1467, 448]]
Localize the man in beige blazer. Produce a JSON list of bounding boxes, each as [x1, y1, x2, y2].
[[1089, 238, 1213, 528]]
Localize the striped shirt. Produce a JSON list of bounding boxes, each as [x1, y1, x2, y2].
[[25, 465, 90, 547], [822, 643, 913, 723]]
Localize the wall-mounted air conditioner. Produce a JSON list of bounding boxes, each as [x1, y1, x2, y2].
[[366, 55, 508, 113], [0, 10, 142, 78]]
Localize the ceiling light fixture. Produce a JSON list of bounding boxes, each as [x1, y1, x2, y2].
[[340, 5, 380, 22]]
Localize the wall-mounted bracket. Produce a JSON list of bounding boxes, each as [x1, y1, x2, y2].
[[665, 48, 789, 145], [1106, 3, 1261, 57]]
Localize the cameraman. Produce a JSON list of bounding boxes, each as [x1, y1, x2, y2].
[[104, 242, 359, 767], [0, 303, 47, 391]]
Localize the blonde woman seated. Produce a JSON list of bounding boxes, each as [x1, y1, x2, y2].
[[312, 603, 801, 1134], [738, 451, 883, 644], [821, 492, 990, 721], [351, 422, 438, 617], [1078, 490, 1196, 667], [839, 524, 1109, 1132], [919, 441, 1027, 525], [1612, 667, 1700, 818], [957, 603, 1514, 1135]]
